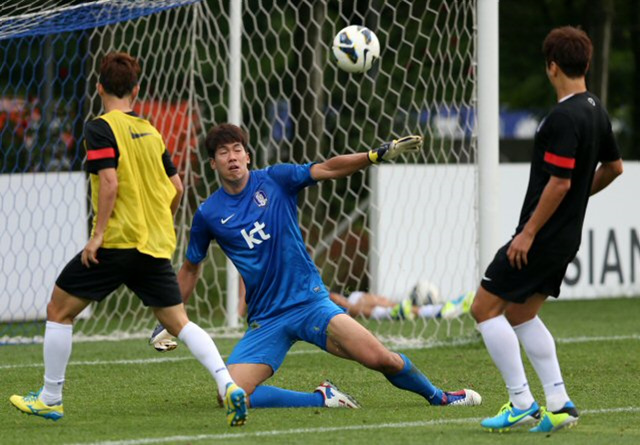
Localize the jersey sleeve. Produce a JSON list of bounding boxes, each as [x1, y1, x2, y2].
[[265, 163, 317, 194], [185, 207, 214, 264], [162, 149, 178, 177], [542, 111, 577, 179], [84, 118, 119, 174], [598, 119, 621, 163]]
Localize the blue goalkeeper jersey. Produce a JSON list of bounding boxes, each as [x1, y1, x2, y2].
[[186, 163, 328, 323]]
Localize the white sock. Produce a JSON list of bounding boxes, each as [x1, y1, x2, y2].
[[178, 322, 233, 396], [513, 316, 570, 412], [370, 306, 392, 320], [40, 321, 73, 405], [477, 315, 535, 409], [418, 304, 442, 319]]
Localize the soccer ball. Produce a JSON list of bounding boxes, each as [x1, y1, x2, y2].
[[331, 25, 380, 73], [409, 280, 442, 306]]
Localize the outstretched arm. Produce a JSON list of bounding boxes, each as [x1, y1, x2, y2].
[[310, 135, 423, 181], [310, 152, 371, 181]]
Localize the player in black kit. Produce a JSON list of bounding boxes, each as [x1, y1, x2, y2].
[[471, 26, 623, 433]]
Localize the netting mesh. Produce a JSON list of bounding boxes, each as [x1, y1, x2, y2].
[[0, 0, 478, 346]]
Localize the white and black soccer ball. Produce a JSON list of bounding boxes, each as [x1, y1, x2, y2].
[[331, 25, 380, 73], [410, 280, 442, 306]]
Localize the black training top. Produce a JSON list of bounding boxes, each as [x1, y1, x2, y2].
[[514, 91, 620, 252]]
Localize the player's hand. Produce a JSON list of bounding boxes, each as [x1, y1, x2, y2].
[[81, 233, 104, 268], [507, 231, 534, 270], [368, 135, 423, 163]]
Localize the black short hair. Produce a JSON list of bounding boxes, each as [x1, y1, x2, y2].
[[204, 123, 249, 158], [543, 26, 593, 78], [99, 52, 141, 98]]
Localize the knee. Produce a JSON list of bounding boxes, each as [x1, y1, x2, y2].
[[470, 291, 505, 323], [46, 298, 70, 323], [361, 349, 403, 374]]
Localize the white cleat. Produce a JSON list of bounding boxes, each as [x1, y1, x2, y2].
[[315, 380, 360, 408], [443, 388, 482, 406], [149, 324, 178, 352]]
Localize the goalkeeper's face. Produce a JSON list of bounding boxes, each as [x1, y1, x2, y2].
[[210, 142, 251, 184]]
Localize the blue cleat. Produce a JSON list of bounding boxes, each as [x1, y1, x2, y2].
[[224, 382, 248, 426], [10, 388, 63, 421], [530, 401, 579, 433], [481, 401, 540, 431]]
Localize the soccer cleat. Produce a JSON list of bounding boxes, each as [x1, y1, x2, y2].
[[149, 323, 178, 352], [9, 388, 64, 421], [439, 291, 475, 320], [442, 389, 482, 406], [530, 401, 579, 433], [224, 382, 248, 427], [390, 299, 415, 321], [315, 380, 361, 408], [481, 401, 540, 431]]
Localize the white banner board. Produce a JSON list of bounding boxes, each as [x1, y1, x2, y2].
[[371, 162, 640, 300], [0, 172, 88, 321]]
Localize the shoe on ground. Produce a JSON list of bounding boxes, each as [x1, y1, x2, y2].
[[315, 380, 361, 408], [530, 401, 579, 433], [224, 382, 248, 427], [481, 401, 540, 431], [149, 323, 178, 352], [390, 299, 415, 321], [440, 291, 475, 320], [442, 388, 482, 406], [9, 388, 64, 421]]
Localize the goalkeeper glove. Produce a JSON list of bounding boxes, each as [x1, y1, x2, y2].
[[367, 135, 423, 164]]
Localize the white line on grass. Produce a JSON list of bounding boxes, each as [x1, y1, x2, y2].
[[68, 406, 640, 445], [1, 333, 639, 370]]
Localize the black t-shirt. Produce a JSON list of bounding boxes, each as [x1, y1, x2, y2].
[[84, 111, 178, 177], [515, 92, 620, 251]]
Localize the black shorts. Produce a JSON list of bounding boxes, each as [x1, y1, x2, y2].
[[56, 248, 182, 307], [480, 241, 577, 304]]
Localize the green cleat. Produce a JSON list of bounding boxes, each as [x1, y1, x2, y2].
[[224, 382, 248, 427], [390, 299, 415, 320], [10, 388, 63, 421], [530, 401, 579, 433], [440, 291, 475, 320]]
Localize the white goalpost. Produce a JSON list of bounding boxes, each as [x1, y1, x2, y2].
[[0, 0, 495, 346]]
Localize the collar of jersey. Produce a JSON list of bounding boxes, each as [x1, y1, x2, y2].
[[220, 170, 253, 199]]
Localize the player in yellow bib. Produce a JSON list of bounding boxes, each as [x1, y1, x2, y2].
[[9, 52, 248, 427]]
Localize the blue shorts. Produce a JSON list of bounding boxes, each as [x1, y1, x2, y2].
[[227, 298, 345, 373]]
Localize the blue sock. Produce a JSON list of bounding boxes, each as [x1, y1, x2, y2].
[[249, 385, 324, 408], [385, 353, 445, 405]]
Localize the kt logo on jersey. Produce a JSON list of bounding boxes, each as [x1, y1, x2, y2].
[[241, 221, 271, 249]]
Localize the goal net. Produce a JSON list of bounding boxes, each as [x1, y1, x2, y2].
[[0, 0, 478, 347]]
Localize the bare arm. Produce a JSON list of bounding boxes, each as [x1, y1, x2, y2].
[[82, 168, 118, 267], [507, 176, 571, 269], [177, 258, 202, 304], [591, 159, 623, 195], [310, 152, 371, 181], [168, 173, 184, 216]]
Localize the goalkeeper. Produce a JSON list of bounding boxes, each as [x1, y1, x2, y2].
[[150, 123, 482, 410]]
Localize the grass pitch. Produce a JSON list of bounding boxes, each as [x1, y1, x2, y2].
[[1, 298, 639, 445]]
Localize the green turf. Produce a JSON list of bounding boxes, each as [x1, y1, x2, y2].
[[1, 298, 639, 444]]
